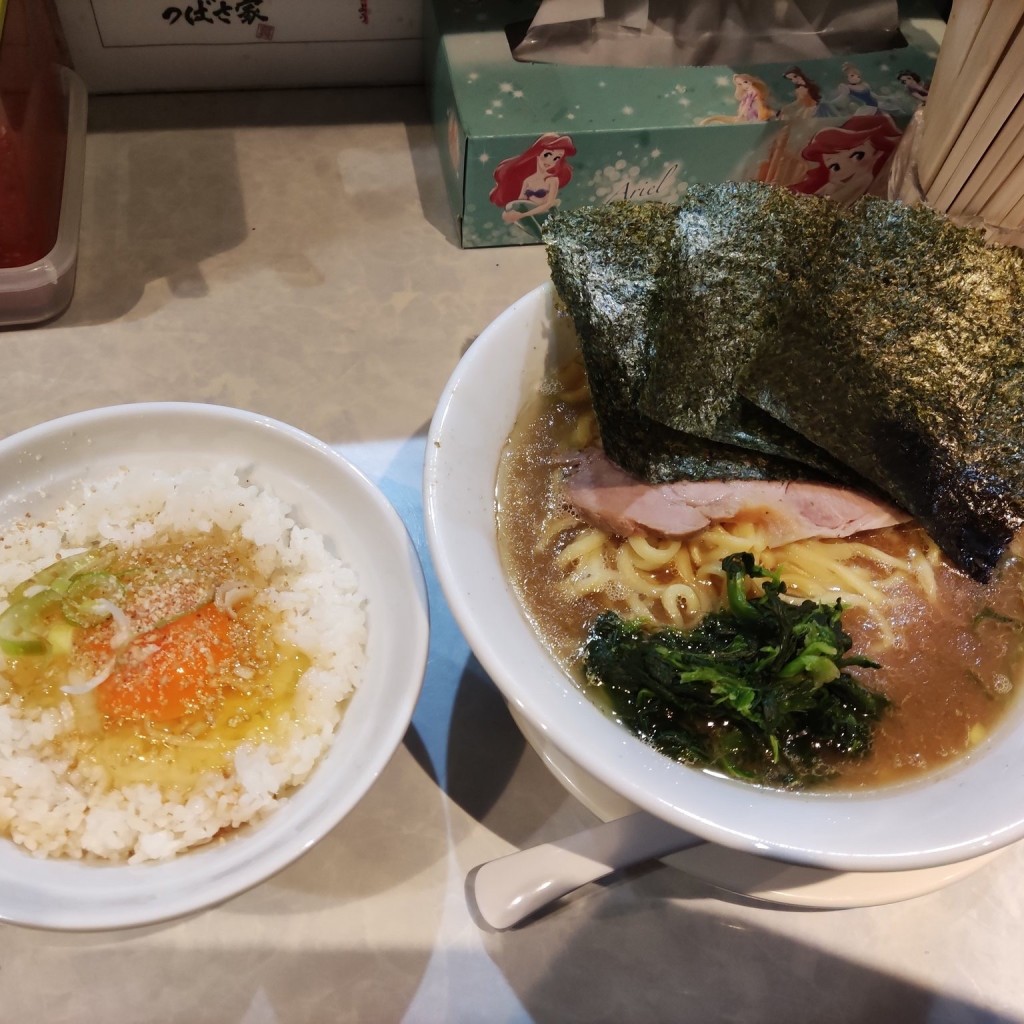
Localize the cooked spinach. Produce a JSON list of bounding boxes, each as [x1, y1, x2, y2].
[[583, 553, 888, 788]]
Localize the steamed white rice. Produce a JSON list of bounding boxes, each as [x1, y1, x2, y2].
[[0, 463, 366, 863]]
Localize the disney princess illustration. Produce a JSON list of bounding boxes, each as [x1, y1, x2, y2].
[[489, 133, 576, 240], [788, 114, 904, 206], [897, 70, 930, 104], [699, 74, 778, 125], [780, 66, 834, 119], [831, 63, 885, 114]]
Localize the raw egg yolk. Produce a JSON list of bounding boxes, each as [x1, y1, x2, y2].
[[95, 603, 235, 725]]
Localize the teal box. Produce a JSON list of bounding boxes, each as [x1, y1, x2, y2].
[[427, 1, 941, 248]]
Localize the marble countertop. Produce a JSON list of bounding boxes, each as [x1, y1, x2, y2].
[[2, 86, 1023, 1024]]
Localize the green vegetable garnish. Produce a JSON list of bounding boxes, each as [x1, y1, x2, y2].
[[583, 552, 888, 789], [0, 587, 62, 656], [61, 572, 125, 627], [7, 548, 113, 603], [0, 547, 120, 656], [972, 606, 1023, 631]]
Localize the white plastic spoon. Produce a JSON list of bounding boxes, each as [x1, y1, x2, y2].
[[471, 810, 706, 929]]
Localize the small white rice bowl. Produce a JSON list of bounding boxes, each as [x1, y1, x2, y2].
[[0, 403, 428, 929]]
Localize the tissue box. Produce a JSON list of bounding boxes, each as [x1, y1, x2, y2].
[[55, 0, 423, 93], [427, 0, 941, 248]]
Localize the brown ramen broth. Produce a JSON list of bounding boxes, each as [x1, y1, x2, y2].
[[496, 355, 1024, 790]]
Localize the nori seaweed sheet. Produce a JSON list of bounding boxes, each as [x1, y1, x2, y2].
[[638, 184, 837, 435], [545, 198, 847, 484], [543, 183, 1024, 581], [741, 196, 1024, 581]]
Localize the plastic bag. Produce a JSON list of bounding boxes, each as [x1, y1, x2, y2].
[[512, 0, 902, 67]]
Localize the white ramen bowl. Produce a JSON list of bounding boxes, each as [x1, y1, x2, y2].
[[0, 402, 428, 930], [425, 282, 1024, 875]]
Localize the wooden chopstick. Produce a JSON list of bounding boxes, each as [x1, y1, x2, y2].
[[978, 147, 1024, 224], [928, 27, 1024, 211], [913, 0, 1024, 233], [948, 95, 1024, 216], [916, 0, 996, 191]]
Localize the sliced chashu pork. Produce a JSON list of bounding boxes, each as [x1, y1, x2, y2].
[[565, 448, 911, 547]]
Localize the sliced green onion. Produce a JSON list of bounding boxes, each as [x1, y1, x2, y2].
[[60, 657, 116, 696], [46, 620, 77, 656], [0, 588, 62, 656], [61, 572, 126, 628], [8, 548, 114, 604]]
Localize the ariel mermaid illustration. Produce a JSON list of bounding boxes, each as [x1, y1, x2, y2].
[[789, 114, 903, 206], [489, 133, 576, 240]]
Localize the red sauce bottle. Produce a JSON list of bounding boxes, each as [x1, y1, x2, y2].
[[0, 0, 70, 268]]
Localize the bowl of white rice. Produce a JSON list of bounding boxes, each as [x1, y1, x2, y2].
[[0, 402, 428, 930]]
